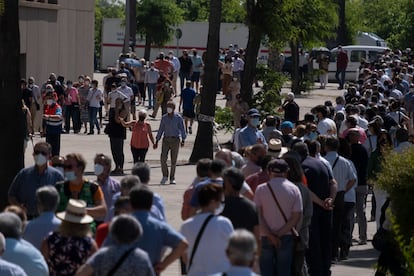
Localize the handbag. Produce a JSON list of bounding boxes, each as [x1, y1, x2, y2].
[[184, 214, 214, 275], [267, 183, 301, 242]]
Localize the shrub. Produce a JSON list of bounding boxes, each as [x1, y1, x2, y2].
[[375, 147, 414, 240]]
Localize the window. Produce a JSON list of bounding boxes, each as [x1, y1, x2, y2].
[[368, 51, 382, 62], [350, 50, 366, 62]]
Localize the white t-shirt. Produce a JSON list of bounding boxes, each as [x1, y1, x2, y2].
[[180, 213, 233, 276]]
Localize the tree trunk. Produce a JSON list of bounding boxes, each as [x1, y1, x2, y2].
[[189, 0, 222, 163], [268, 47, 282, 72], [290, 41, 300, 94], [241, 26, 262, 104], [336, 0, 347, 45], [144, 34, 151, 61], [0, 0, 24, 210]]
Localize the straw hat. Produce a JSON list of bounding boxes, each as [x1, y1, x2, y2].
[[56, 199, 93, 224], [268, 138, 289, 158]]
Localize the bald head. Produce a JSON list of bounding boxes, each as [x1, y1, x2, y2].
[[215, 149, 232, 166]]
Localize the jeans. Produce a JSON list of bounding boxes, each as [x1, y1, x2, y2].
[[161, 137, 180, 180], [335, 69, 346, 88], [260, 236, 294, 276], [147, 83, 156, 108], [131, 146, 148, 163], [110, 137, 124, 169], [88, 106, 100, 133]]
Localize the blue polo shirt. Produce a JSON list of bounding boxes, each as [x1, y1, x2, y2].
[[8, 166, 64, 217], [3, 238, 48, 276], [239, 125, 268, 149], [131, 211, 184, 265]]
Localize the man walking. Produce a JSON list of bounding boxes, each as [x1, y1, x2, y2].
[[335, 46, 348, 90], [179, 81, 197, 134], [154, 101, 187, 185]]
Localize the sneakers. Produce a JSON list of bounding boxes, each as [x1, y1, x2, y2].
[[170, 179, 176, 185], [160, 177, 168, 185]]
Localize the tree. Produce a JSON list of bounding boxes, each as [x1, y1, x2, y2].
[[0, 0, 24, 210], [189, 0, 222, 162], [136, 0, 183, 61], [241, 0, 281, 103], [176, 0, 244, 22], [95, 0, 124, 69]]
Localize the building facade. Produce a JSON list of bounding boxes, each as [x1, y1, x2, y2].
[[19, 0, 94, 83]]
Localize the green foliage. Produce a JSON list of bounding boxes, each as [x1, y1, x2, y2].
[[176, 0, 245, 22], [349, 0, 414, 48], [95, 0, 124, 65], [137, 0, 183, 47], [214, 106, 234, 133], [283, 0, 338, 47], [391, 217, 414, 274], [252, 66, 285, 115], [375, 147, 414, 240]]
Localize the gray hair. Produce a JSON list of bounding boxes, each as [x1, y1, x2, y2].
[[226, 229, 257, 265], [131, 162, 151, 184], [120, 175, 142, 194], [0, 213, 22, 239], [110, 214, 143, 244], [36, 185, 60, 212]]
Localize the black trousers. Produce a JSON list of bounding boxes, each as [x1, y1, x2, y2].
[[46, 133, 61, 157], [110, 137, 124, 169], [306, 206, 332, 276], [131, 146, 148, 163]]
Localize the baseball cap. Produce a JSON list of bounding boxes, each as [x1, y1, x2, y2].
[[267, 159, 289, 173], [247, 108, 260, 117], [281, 121, 294, 129]]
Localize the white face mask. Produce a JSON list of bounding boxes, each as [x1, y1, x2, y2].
[[94, 164, 104, 176], [121, 82, 127, 87], [167, 107, 173, 114], [214, 201, 225, 215], [46, 99, 54, 105], [64, 171, 77, 181], [34, 154, 47, 166]]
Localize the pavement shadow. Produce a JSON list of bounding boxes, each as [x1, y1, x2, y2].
[[338, 247, 379, 269]]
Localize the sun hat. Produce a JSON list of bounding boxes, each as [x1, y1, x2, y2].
[[56, 199, 94, 224], [268, 139, 289, 158]]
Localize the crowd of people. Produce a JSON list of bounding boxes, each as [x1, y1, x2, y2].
[[5, 46, 414, 275]]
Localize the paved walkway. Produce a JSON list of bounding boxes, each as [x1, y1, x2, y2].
[[24, 76, 379, 275]]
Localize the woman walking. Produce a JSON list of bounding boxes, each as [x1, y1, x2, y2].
[[120, 109, 155, 163]]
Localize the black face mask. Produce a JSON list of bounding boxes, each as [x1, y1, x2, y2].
[[138, 116, 145, 121]]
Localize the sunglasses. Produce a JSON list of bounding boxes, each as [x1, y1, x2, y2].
[[34, 150, 48, 156], [64, 164, 77, 169]]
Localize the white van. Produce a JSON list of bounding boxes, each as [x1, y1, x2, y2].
[[328, 45, 390, 82]]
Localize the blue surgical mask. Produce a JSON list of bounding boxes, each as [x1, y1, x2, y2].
[[64, 171, 77, 181], [251, 118, 260, 127]]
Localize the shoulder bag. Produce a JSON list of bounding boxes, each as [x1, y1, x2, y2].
[[106, 246, 136, 276], [266, 183, 300, 241], [185, 214, 214, 274]]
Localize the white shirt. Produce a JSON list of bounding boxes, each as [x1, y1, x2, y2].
[[170, 56, 181, 72], [87, 88, 103, 108], [118, 85, 134, 100], [180, 213, 233, 276], [108, 90, 129, 108]]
